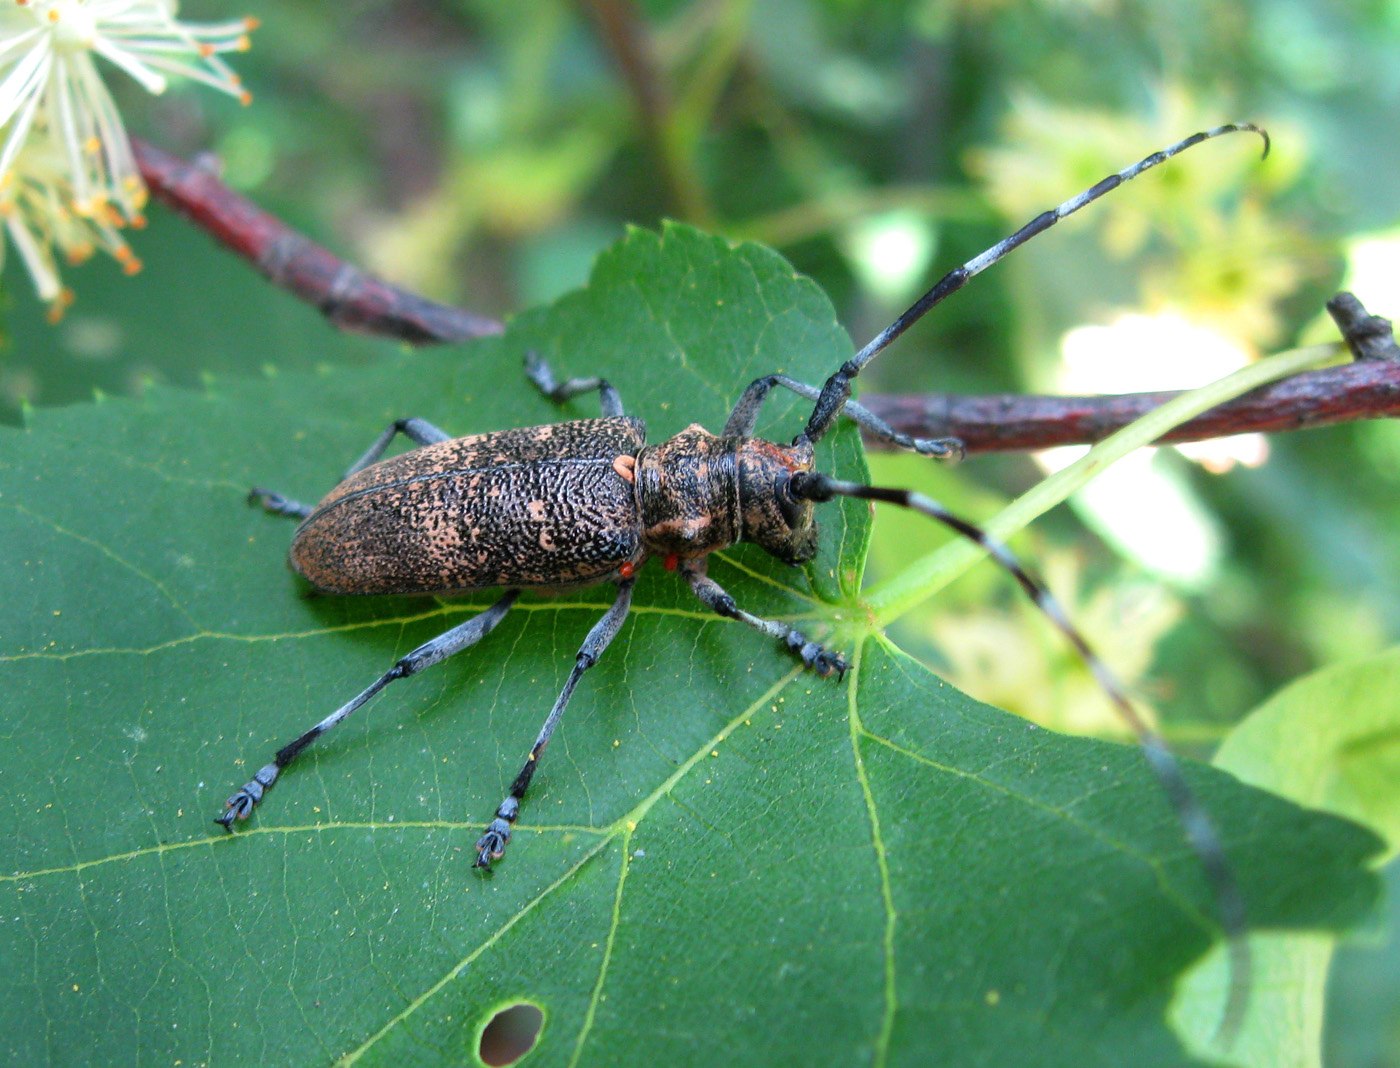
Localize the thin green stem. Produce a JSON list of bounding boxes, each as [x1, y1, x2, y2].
[[864, 343, 1342, 627]]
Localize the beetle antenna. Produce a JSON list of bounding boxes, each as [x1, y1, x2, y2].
[[790, 469, 1252, 1043], [797, 123, 1269, 447]]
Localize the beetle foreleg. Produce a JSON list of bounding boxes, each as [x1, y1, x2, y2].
[[475, 579, 635, 869], [722, 373, 962, 460], [524, 351, 625, 417], [680, 558, 848, 678], [215, 589, 520, 830]]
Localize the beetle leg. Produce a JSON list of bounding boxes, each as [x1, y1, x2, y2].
[[475, 579, 635, 869], [247, 487, 313, 519], [722, 373, 962, 461], [343, 417, 453, 479], [524, 350, 625, 417], [215, 589, 520, 830], [679, 557, 847, 679], [249, 418, 449, 520]]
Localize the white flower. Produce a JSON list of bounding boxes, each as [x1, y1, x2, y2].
[[0, 0, 256, 219], [0, 127, 142, 319]]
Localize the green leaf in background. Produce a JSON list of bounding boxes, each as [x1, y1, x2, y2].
[[1215, 648, 1400, 850], [0, 209, 392, 419], [0, 225, 1382, 1065], [1174, 648, 1400, 1066]]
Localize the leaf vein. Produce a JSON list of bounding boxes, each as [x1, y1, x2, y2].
[[843, 640, 899, 1066], [569, 826, 633, 1067]]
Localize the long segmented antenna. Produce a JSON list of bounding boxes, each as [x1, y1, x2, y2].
[[790, 470, 1253, 1042], [799, 122, 1270, 446], [787, 123, 1270, 1040]]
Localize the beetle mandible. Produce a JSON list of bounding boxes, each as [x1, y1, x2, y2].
[[218, 125, 1265, 1003]]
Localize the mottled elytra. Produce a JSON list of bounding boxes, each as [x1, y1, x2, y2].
[[220, 123, 1266, 1032]]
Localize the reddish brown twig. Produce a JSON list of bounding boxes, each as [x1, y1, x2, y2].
[[131, 138, 502, 343], [859, 292, 1400, 453], [859, 358, 1400, 453], [133, 138, 1400, 453]]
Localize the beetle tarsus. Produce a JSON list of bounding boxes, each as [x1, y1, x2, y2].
[[475, 799, 518, 869], [474, 821, 511, 869], [214, 762, 279, 830], [914, 436, 965, 462], [787, 633, 848, 678], [247, 487, 312, 519], [680, 559, 847, 678]]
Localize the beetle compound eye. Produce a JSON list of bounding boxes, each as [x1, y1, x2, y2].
[[776, 476, 805, 527]]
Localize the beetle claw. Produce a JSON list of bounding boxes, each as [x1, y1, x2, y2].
[[809, 648, 849, 679], [787, 634, 848, 679], [474, 815, 513, 869], [823, 651, 851, 680], [248, 487, 312, 519], [215, 791, 254, 830], [215, 763, 279, 832], [914, 435, 965, 463]]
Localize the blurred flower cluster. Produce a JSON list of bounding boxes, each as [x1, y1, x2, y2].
[[0, 0, 254, 319], [925, 549, 1185, 738], [967, 92, 1312, 348]]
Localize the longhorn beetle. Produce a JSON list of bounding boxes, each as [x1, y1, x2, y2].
[[221, 122, 1265, 1025]]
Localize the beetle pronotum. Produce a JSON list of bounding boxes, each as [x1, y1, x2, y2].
[[220, 122, 1267, 1028]]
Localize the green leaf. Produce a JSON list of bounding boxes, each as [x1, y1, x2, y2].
[[0, 224, 1382, 1066], [1173, 647, 1400, 1065], [1213, 647, 1400, 850]]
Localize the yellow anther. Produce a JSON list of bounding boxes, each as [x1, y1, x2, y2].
[[46, 288, 75, 323]]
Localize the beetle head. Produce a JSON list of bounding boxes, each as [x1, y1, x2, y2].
[[736, 437, 819, 565]]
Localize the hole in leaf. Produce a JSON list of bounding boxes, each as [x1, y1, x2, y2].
[[479, 1002, 544, 1066]]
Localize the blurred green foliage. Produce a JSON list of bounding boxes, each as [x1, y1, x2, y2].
[[1, 1, 1396, 1060]]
